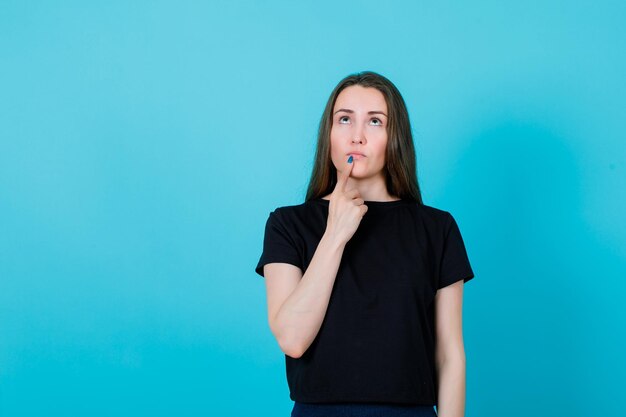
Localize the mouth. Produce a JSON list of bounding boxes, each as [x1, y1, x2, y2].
[[347, 153, 366, 161]]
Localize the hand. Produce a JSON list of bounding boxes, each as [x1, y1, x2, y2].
[[325, 156, 368, 245]]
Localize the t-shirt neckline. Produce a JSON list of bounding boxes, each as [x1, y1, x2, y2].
[[312, 198, 411, 208]]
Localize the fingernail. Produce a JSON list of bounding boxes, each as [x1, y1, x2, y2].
[[347, 155, 353, 163]]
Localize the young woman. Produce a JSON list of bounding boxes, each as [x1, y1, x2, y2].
[[255, 71, 475, 417]]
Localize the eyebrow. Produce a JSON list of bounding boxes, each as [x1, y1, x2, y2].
[[334, 108, 388, 117]]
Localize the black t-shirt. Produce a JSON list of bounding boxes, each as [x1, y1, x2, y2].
[[255, 197, 475, 406]]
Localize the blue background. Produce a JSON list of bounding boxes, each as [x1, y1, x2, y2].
[[1, 1, 625, 416]]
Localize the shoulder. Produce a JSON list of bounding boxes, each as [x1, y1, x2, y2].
[[414, 202, 454, 227], [270, 200, 313, 217], [415, 202, 450, 218], [412, 203, 467, 245], [266, 199, 321, 226]]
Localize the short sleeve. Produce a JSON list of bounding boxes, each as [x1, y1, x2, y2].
[[254, 209, 303, 278], [438, 212, 475, 289]]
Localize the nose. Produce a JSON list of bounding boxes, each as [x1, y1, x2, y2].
[[352, 124, 366, 144]]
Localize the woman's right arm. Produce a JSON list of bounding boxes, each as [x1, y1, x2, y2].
[[264, 231, 346, 359]]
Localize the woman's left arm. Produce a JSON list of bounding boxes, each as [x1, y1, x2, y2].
[[434, 279, 466, 417]]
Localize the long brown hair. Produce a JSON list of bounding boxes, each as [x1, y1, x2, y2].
[[304, 71, 423, 204]]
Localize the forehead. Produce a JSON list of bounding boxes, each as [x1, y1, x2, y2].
[[334, 85, 387, 111]]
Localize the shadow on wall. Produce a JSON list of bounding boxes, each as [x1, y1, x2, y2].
[[451, 121, 624, 417]]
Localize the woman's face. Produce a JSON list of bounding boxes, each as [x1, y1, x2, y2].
[[330, 85, 388, 181]]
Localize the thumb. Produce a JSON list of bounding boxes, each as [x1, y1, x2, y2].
[[335, 155, 355, 193]]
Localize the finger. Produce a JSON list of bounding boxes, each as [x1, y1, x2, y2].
[[336, 155, 355, 193], [345, 188, 360, 199]]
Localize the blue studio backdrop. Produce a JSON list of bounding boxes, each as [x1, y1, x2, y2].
[[1, 1, 625, 416]]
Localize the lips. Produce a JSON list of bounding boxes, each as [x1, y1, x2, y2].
[[347, 152, 366, 159]]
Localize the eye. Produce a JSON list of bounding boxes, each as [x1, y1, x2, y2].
[[338, 116, 350, 124], [370, 118, 382, 126]]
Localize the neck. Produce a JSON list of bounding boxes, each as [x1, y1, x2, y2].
[[323, 174, 399, 201]]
